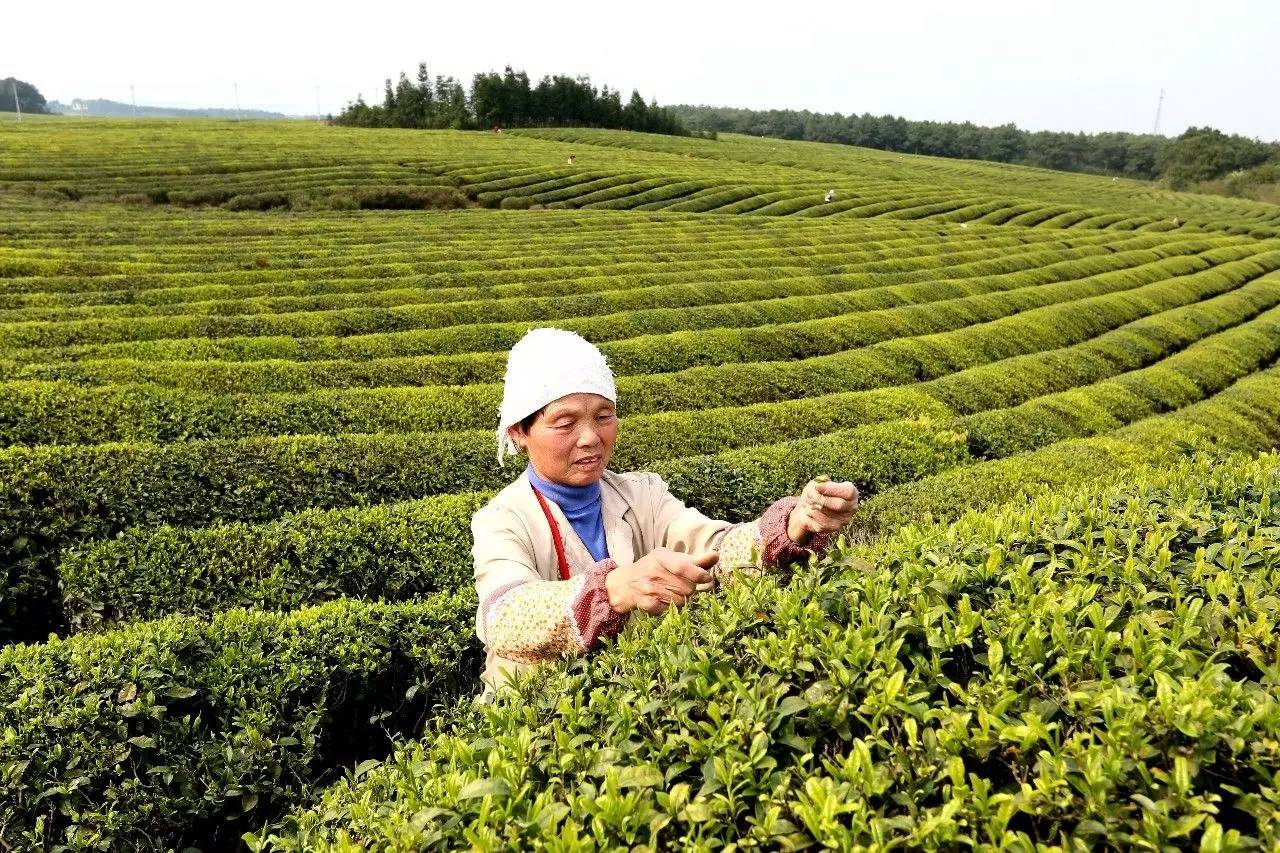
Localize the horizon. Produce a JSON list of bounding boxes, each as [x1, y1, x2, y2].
[[8, 0, 1280, 142]]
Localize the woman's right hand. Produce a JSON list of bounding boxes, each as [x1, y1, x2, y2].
[[605, 549, 717, 615]]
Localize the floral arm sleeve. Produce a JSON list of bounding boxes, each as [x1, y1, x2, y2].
[[480, 559, 629, 665], [715, 497, 835, 581]]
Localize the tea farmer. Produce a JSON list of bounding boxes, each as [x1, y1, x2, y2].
[[472, 328, 859, 691]]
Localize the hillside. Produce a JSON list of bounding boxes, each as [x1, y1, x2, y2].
[[46, 98, 292, 119], [0, 118, 1278, 850], [1, 117, 1277, 235]]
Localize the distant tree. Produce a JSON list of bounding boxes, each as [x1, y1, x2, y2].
[[1157, 126, 1275, 188], [0, 77, 49, 114], [336, 61, 690, 136], [503, 67, 531, 126], [621, 90, 647, 131], [471, 70, 507, 127], [666, 103, 1278, 185], [980, 123, 1026, 163]]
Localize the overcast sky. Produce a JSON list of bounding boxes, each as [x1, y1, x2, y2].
[[11, 0, 1279, 140]]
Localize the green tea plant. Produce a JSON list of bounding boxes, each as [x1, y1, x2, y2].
[[253, 452, 1280, 850]]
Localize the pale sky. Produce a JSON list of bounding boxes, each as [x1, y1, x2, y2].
[[11, 0, 1279, 140]]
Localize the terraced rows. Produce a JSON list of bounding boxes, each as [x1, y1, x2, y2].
[[4, 118, 1280, 237], [2, 120, 1279, 851]]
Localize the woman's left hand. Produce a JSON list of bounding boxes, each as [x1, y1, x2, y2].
[[787, 477, 859, 544]]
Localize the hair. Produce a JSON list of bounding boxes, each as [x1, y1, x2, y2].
[[519, 407, 545, 433]]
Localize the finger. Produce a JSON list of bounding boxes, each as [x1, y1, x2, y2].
[[641, 588, 673, 609], [803, 493, 841, 515], [806, 509, 850, 533], [800, 483, 826, 511], [639, 595, 670, 615], [639, 572, 689, 601], [656, 551, 716, 584], [691, 551, 720, 568], [650, 584, 689, 606], [652, 549, 689, 573], [670, 560, 715, 585], [653, 568, 698, 597], [819, 496, 855, 515], [816, 480, 858, 500]]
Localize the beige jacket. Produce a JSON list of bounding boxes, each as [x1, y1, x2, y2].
[[472, 469, 822, 692]]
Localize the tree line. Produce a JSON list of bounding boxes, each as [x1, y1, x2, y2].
[[668, 105, 1280, 187], [337, 64, 691, 136]]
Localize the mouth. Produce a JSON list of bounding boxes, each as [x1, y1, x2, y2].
[[573, 455, 603, 468]]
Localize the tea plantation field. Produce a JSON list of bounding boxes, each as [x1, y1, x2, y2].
[[1, 116, 1279, 850]]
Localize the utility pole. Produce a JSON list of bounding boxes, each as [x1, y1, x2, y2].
[[1152, 88, 1165, 136], [130, 84, 137, 119], [315, 84, 322, 122], [12, 81, 20, 121], [233, 82, 241, 121]]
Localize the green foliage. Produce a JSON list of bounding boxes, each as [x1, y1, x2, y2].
[[1159, 126, 1278, 188], [254, 453, 1280, 849], [0, 77, 48, 114], [0, 593, 481, 852], [55, 341, 1280, 632], [4, 119, 1280, 852], [864, 366, 1280, 531], [6, 260, 1280, 640], [58, 492, 487, 630], [497, 195, 535, 210], [0, 430, 495, 642], [668, 105, 1280, 185], [337, 62, 690, 136]]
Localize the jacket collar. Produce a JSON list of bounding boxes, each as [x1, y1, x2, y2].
[[510, 469, 638, 569]]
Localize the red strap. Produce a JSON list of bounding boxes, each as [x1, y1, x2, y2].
[[531, 485, 572, 581]]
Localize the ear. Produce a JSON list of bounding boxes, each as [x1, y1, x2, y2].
[[506, 424, 526, 450]]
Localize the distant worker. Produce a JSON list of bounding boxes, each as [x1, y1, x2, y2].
[[567, 154, 576, 165], [824, 189, 836, 203], [1172, 216, 1182, 228]]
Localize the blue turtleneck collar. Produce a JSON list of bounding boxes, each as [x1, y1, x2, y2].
[[526, 464, 608, 561], [527, 465, 601, 510]]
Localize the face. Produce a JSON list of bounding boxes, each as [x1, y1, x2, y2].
[[508, 393, 618, 486]]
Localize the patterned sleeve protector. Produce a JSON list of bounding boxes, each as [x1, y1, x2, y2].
[[715, 496, 834, 583], [481, 558, 627, 664]]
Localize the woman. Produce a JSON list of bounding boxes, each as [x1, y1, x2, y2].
[[473, 328, 859, 692]]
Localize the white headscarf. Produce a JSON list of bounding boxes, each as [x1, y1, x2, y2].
[[496, 328, 617, 465]]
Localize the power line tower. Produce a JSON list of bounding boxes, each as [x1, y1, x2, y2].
[[1152, 88, 1165, 136], [130, 84, 138, 119], [233, 82, 241, 121]]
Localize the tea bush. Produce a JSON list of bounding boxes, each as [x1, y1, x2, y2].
[[0, 593, 480, 852], [58, 356, 1280, 632], [252, 452, 1280, 850], [5, 121, 1280, 851]]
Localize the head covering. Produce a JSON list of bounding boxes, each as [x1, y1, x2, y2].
[[496, 328, 617, 465]]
